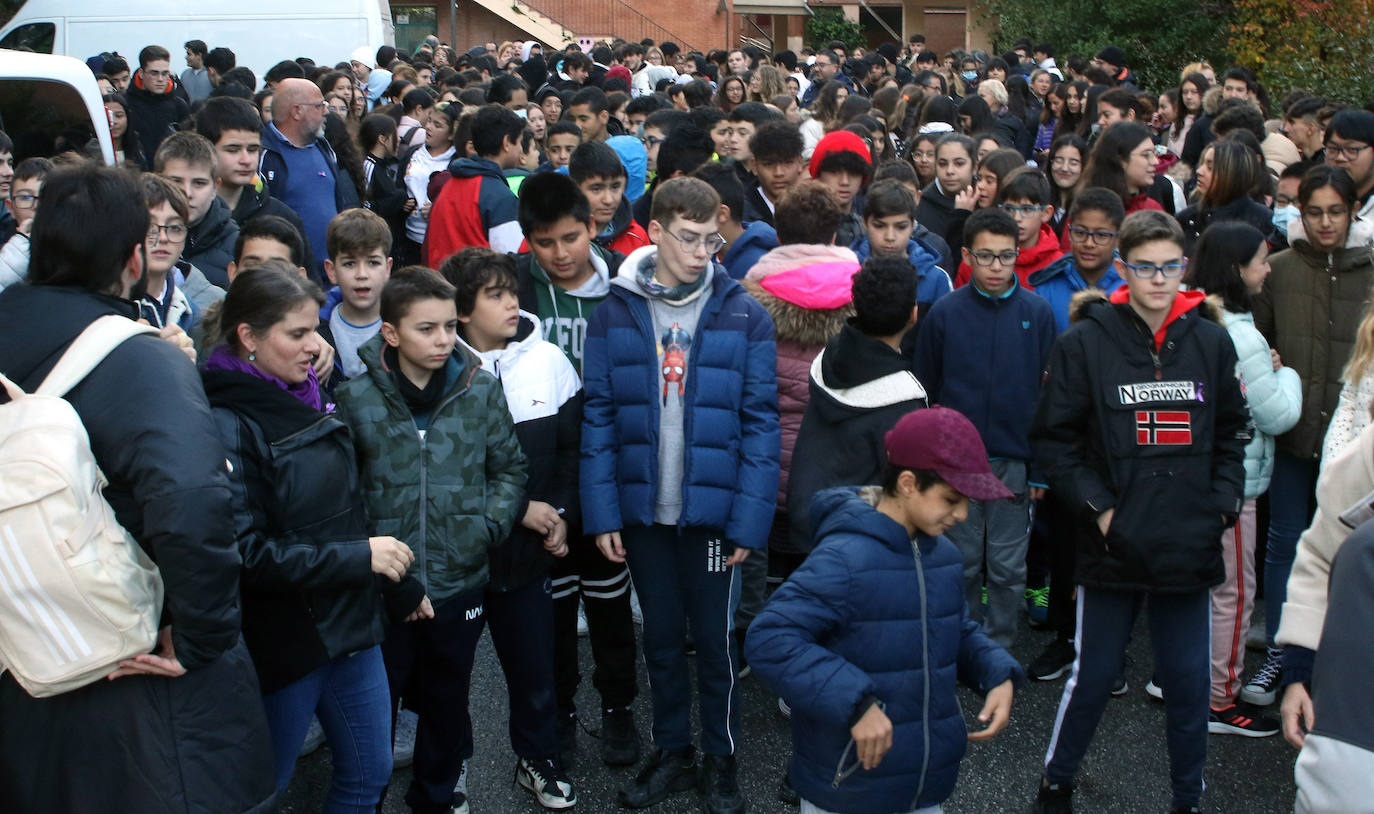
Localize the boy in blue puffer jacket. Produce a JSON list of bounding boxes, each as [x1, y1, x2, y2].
[[747, 406, 1023, 814]]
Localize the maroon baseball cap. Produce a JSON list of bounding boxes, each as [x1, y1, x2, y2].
[[883, 407, 1015, 501]]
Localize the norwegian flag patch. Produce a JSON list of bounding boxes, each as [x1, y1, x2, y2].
[[1136, 411, 1192, 445]]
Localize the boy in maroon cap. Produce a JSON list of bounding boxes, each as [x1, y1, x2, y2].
[[746, 406, 1024, 814]]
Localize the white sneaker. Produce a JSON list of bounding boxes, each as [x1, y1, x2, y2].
[[576, 601, 589, 637], [777, 697, 791, 718], [454, 758, 467, 796], [1145, 680, 1164, 701], [630, 588, 643, 626], [299, 717, 326, 757], [516, 756, 577, 809], [393, 708, 418, 769]]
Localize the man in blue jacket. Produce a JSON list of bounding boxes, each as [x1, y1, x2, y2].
[[747, 407, 1023, 814], [581, 177, 780, 814]]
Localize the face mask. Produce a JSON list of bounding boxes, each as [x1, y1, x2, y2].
[[961, 71, 978, 81], [1273, 204, 1299, 238]]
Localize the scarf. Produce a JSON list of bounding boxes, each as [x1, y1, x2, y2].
[[204, 344, 328, 412], [634, 253, 712, 305]]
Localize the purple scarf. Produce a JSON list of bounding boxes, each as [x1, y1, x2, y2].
[[204, 345, 332, 412]]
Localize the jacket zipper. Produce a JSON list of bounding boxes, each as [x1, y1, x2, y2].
[[402, 365, 476, 591], [270, 413, 334, 447], [910, 539, 932, 808]]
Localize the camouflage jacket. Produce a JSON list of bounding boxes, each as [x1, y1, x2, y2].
[[335, 334, 528, 603]]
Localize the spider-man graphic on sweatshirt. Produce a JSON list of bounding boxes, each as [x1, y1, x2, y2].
[[661, 322, 691, 405]]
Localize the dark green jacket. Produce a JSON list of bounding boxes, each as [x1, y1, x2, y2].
[[335, 334, 528, 602]]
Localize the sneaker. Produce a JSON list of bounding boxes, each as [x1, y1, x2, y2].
[[699, 753, 747, 814], [577, 601, 589, 637], [516, 757, 577, 809], [299, 717, 326, 757], [1240, 647, 1283, 706], [448, 792, 469, 814], [454, 758, 468, 798], [630, 588, 644, 625], [777, 772, 799, 805], [1028, 638, 1075, 681], [617, 746, 697, 809], [1208, 703, 1279, 737], [557, 712, 577, 770], [1145, 680, 1164, 701], [777, 697, 791, 718], [1033, 780, 1074, 814], [600, 707, 640, 766], [1025, 586, 1051, 627], [1110, 673, 1128, 697], [393, 708, 418, 769]]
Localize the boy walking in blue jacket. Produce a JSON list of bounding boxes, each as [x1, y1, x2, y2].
[[746, 407, 1023, 814], [581, 176, 780, 814], [914, 208, 1058, 649]]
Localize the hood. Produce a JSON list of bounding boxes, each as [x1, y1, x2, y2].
[[809, 486, 927, 556], [597, 195, 637, 245], [742, 244, 857, 344], [0, 285, 141, 387], [613, 245, 723, 301], [1017, 222, 1063, 278], [128, 70, 179, 98], [188, 196, 235, 248], [1202, 86, 1223, 117], [1099, 286, 1217, 349], [457, 310, 541, 375], [448, 155, 508, 184], [524, 245, 614, 298], [320, 285, 344, 320], [722, 221, 780, 266], [810, 323, 927, 421], [605, 136, 648, 202], [1028, 252, 1078, 288], [1285, 214, 1374, 255]]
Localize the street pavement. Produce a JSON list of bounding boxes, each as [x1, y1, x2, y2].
[[282, 606, 1298, 814]]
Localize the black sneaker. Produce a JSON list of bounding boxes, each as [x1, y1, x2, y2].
[[698, 753, 746, 814], [601, 707, 641, 766], [1033, 780, 1074, 814], [1111, 673, 1129, 697], [516, 757, 577, 810], [1028, 638, 1075, 681], [557, 712, 578, 770], [1240, 647, 1283, 706], [617, 746, 697, 809], [1208, 703, 1279, 737], [777, 772, 798, 805]]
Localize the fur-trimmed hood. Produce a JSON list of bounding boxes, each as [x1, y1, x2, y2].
[[1067, 286, 1225, 325], [742, 244, 857, 345]]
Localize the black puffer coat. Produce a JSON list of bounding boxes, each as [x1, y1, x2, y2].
[[0, 284, 275, 814], [204, 369, 424, 693]]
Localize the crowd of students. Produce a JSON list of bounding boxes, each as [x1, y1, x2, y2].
[[1, 25, 1373, 814]]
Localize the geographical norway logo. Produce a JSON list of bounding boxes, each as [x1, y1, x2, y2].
[[1118, 380, 1205, 405], [1136, 411, 1192, 445]]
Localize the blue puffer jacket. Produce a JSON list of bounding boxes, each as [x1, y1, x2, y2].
[[850, 234, 952, 315], [580, 261, 781, 546], [1029, 253, 1126, 335], [746, 487, 1023, 813]]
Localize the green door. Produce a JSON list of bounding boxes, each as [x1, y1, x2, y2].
[[393, 5, 438, 55]]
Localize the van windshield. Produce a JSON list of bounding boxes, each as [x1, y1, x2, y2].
[[0, 23, 56, 54], [0, 78, 97, 161]]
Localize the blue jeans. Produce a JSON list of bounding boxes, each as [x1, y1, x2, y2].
[[260, 645, 392, 813], [1264, 451, 1319, 643]]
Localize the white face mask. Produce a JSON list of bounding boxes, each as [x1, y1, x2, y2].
[[1273, 204, 1299, 238]]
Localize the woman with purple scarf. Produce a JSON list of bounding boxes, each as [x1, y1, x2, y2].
[[201, 262, 430, 813]]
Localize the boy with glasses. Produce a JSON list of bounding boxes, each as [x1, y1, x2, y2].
[[0, 156, 50, 291], [1030, 211, 1250, 814], [581, 177, 779, 814], [1324, 109, 1374, 226], [126, 45, 191, 165], [914, 207, 1057, 649], [1030, 187, 1126, 333]]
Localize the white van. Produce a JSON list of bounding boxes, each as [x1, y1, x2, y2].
[[0, 0, 393, 85], [0, 50, 112, 165]]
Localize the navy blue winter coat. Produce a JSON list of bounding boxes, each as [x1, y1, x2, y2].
[[580, 266, 780, 547], [746, 487, 1023, 813]]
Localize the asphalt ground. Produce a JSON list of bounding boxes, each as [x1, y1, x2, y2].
[[282, 605, 1298, 814]]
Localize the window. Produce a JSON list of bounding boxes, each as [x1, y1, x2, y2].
[[0, 23, 56, 54], [0, 79, 98, 160]]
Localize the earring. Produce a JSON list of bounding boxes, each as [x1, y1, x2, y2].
[[248, 352, 256, 361]]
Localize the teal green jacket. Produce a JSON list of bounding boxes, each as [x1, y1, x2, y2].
[[335, 334, 528, 602]]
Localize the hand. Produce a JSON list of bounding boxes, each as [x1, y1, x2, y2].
[[404, 595, 435, 623], [108, 626, 186, 680], [724, 547, 751, 566], [954, 185, 978, 211], [850, 702, 893, 770], [403, 197, 417, 214], [1270, 348, 1282, 372], [968, 679, 1014, 741], [420, 202, 433, 219], [1281, 682, 1314, 749], [369, 535, 415, 581], [1029, 486, 1047, 501], [16, 215, 32, 236], [139, 320, 197, 363], [312, 332, 335, 380], [522, 501, 562, 537], [596, 531, 625, 563], [1096, 508, 1115, 538]]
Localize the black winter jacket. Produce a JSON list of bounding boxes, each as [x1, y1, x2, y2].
[[0, 284, 275, 814], [204, 370, 423, 692], [363, 153, 410, 260], [186, 195, 240, 289], [1031, 289, 1250, 593], [124, 74, 190, 170], [787, 322, 929, 551], [1176, 196, 1285, 257]]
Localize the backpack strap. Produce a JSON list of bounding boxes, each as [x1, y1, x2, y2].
[[34, 315, 159, 398]]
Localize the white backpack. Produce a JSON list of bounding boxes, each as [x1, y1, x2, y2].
[[0, 315, 165, 698]]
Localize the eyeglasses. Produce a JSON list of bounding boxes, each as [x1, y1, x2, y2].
[[1050, 156, 1082, 169], [1000, 203, 1047, 217], [969, 250, 1019, 267], [1303, 205, 1350, 221], [642, 135, 666, 147], [1325, 142, 1370, 161], [1068, 226, 1118, 245], [664, 227, 726, 254], [9, 193, 38, 209], [146, 223, 188, 243], [1122, 260, 1185, 279]]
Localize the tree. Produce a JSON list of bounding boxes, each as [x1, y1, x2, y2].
[[976, 0, 1233, 92], [805, 8, 865, 53], [1229, 0, 1374, 104]]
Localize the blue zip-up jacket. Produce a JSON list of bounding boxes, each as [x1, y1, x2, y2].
[[1028, 253, 1126, 334], [850, 234, 953, 316], [913, 279, 1058, 468], [258, 122, 360, 216], [579, 261, 781, 546], [720, 220, 779, 280], [746, 487, 1023, 813]]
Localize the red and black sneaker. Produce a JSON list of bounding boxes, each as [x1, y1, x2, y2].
[[1207, 703, 1279, 737]]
